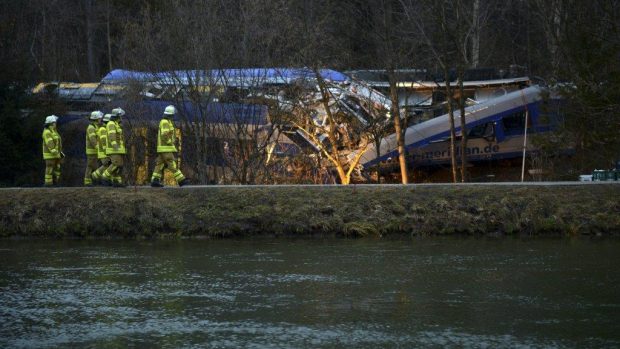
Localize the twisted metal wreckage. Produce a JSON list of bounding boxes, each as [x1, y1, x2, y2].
[[32, 68, 562, 181]]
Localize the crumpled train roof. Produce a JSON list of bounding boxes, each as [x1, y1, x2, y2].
[[102, 68, 349, 86]]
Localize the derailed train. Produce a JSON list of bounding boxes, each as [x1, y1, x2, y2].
[[32, 67, 562, 181]]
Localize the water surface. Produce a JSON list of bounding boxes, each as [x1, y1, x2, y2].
[[1, 238, 619, 348]]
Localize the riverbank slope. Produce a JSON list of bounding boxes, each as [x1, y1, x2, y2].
[[1, 184, 619, 238]]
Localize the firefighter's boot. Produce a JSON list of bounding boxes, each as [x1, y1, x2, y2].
[[151, 178, 164, 187]]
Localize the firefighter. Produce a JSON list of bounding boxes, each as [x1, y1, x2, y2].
[[42, 115, 63, 186], [84, 111, 103, 186], [102, 108, 126, 187], [92, 113, 111, 185], [150, 105, 188, 187]]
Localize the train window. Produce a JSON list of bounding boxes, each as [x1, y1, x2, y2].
[[502, 111, 531, 135], [468, 122, 494, 139]]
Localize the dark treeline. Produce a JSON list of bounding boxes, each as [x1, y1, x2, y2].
[[0, 0, 580, 81], [0, 0, 619, 186]]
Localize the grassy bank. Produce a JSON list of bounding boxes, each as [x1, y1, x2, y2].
[[1, 184, 619, 238]]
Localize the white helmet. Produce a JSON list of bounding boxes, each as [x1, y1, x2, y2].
[[103, 113, 112, 122], [111, 107, 125, 117], [90, 110, 103, 120], [45, 115, 59, 124], [164, 105, 176, 115]]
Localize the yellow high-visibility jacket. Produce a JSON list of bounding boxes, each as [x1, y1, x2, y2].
[[157, 118, 177, 153], [42, 127, 62, 160], [97, 125, 108, 159], [85, 123, 98, 155], [105, 120, 126, 155]]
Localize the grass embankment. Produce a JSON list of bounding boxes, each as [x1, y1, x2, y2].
[[1, 185, 619, 238]]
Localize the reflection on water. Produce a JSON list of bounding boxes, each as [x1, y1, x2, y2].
[[1, 238, 619, 348]]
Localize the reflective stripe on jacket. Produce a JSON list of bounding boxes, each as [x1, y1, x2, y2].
[[105, 120, 126, 155], [42, 127, 62, 160], [85, 123, 98, 155], [157, 118, 177, 153], [97, 126, 108, 159]]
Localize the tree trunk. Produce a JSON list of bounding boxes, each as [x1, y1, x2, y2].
[[549, 0, 563, 77], [537, 0, 563, 77], [106, 0, 112, 71], [85, 0, 96, 80], [336, 166, 350, 185], [314, 68, 351, 185], [471, 0, 480, 68], [375, 137, 382, 183], [458, 67, 468, 182], [388, 71, 409, 184], [444, 70, 458, 183]]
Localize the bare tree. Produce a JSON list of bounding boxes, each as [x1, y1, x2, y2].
[[532, 0, 567, 79], [283, 70, 370, 184], [114, 1, 305, 185], [365, 0, 413, 184], [402, 0, 497, 182], [404, 0, 458, 182]]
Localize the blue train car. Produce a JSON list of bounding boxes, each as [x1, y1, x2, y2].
[[354, 85, 565, 169]]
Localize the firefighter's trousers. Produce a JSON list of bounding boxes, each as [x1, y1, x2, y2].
[[151, 152, 185, 183], [93, 157, 111, 181], [84, 155, 98, 185], [103, 154, 124, 184], [44, 159, 61, 186]]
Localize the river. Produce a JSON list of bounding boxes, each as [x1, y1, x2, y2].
[[1, 238, 619, 348]]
